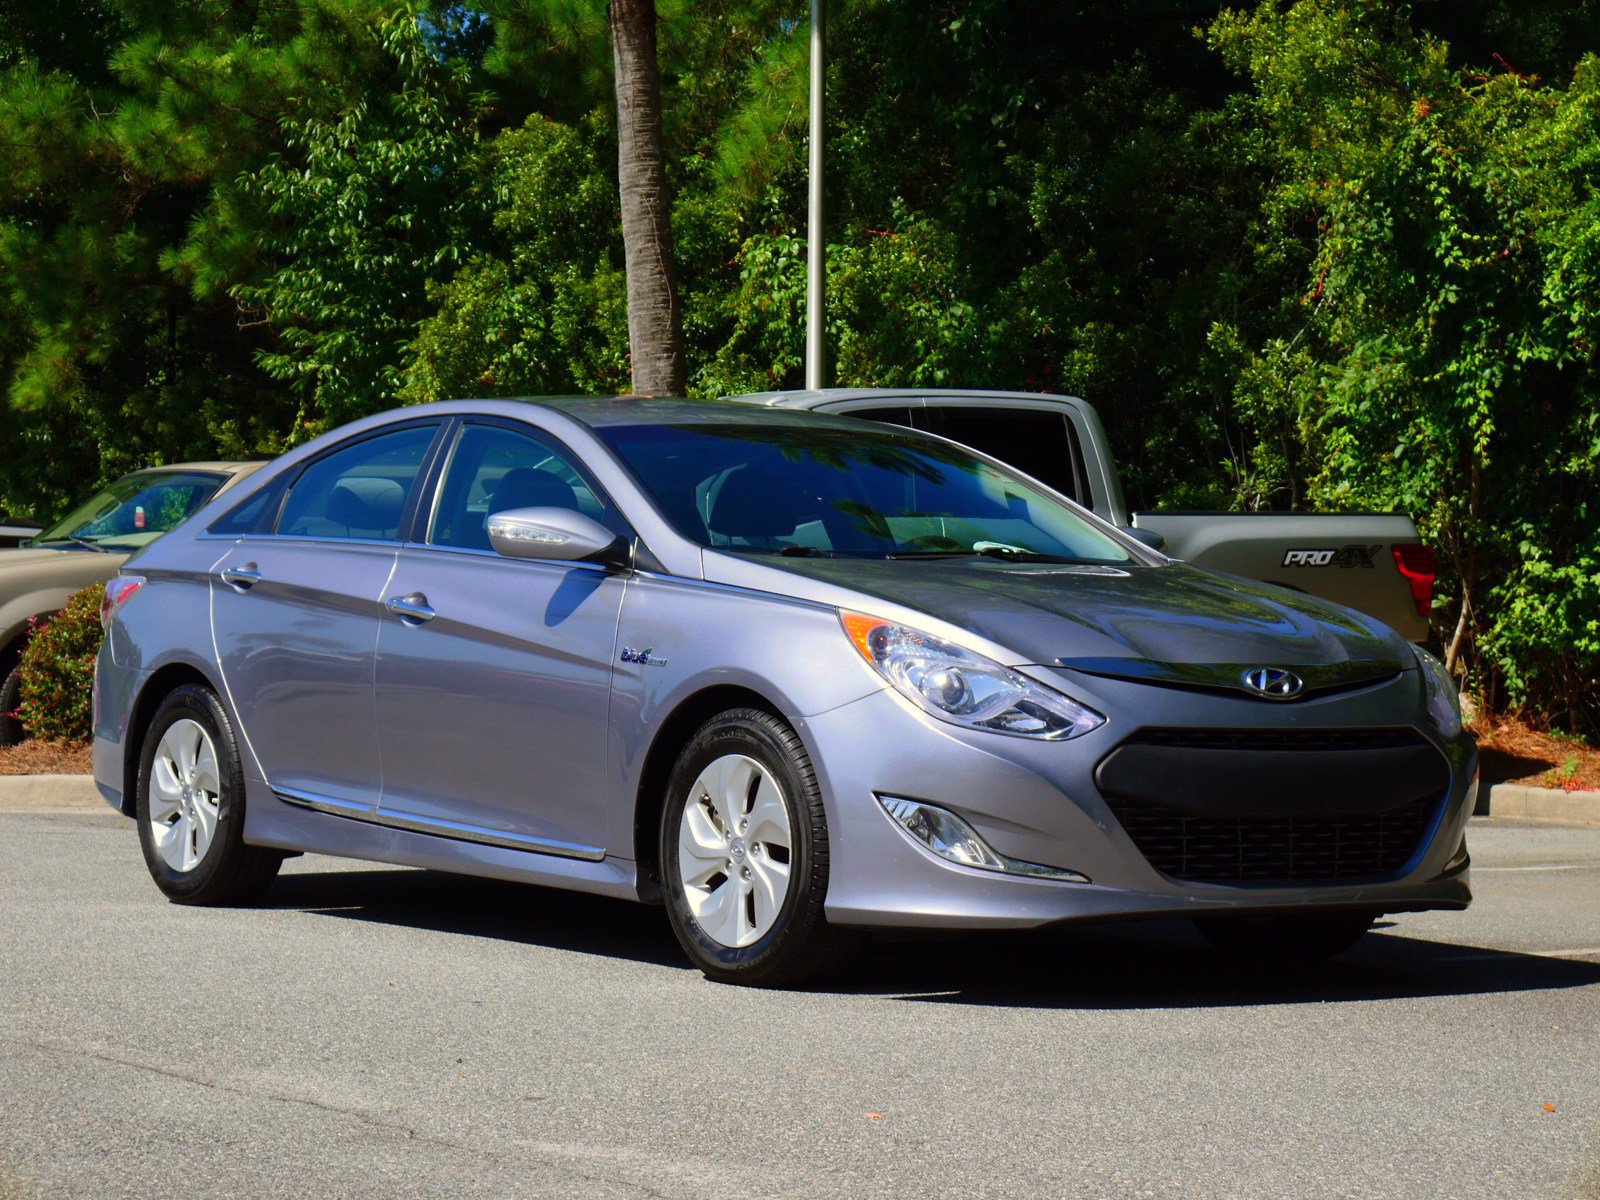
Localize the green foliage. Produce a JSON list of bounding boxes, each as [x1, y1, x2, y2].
[[402, 114, 630, 402], [16, 583, 103, 744], [237, 4, 493, 434]]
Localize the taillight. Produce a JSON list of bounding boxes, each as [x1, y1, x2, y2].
[[1391, 544, 1435, 619], [101, 576, 145, 631]]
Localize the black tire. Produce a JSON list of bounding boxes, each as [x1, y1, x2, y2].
[[1194, 911, 1377, 963], [0, 663, 23, 747], [660, 707, 860, 987], [135, 684, 283, 905]]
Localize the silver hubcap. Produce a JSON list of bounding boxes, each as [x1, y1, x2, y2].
[[677, 754, 793, 948], [148, 718, 222, 873]]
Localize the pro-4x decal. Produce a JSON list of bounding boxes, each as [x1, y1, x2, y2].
[[1282, 544, 1381, 568]]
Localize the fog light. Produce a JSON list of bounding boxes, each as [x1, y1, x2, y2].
[[877, 796, 1089, 883]]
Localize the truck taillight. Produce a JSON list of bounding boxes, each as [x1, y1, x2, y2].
[[100, 576, 145, 631], [1391, 544, 1435, 619]]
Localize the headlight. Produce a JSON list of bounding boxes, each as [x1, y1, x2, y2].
[[1413, 645, 1462, 737], [841, 612, 1104, 740]]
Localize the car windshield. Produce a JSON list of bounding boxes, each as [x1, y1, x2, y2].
[[31, 471, 227, 552], [598, 419, 1137, 563]]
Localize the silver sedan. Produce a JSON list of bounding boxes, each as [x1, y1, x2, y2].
[[93, 398, 1477, 985]]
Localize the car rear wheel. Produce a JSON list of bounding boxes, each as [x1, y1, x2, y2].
[[136, 684, 283, 905], [660, 708, 859, 986], [1193, 911, 1377, 962], [0, 663, 22, 747]]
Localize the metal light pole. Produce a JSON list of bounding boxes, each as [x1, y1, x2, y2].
[[805, 0, 826, 391]]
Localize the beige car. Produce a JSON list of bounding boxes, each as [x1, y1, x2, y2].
[[0, 462, 263, 745]]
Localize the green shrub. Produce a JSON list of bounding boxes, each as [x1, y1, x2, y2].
[[17, 583, 104, 744]]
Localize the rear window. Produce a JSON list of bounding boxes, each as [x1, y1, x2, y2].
[[276, 425, 438, 542]]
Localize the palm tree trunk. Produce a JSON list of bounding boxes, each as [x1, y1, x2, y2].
[[608, 0, 686, 397]]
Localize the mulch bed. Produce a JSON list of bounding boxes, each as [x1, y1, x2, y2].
[[1471, 712, 1600, 792], [0, 739, 94, 775]]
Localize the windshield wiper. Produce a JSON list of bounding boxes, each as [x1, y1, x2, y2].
[[887, 546, 1077, 564], [36, 535, 111, 553]]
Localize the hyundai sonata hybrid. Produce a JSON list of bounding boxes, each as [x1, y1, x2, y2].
[[93, 398, 1476, 985]]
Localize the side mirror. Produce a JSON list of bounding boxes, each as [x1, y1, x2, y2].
[[487, 507, 627, 568], [1121, 525, 1166, 552]]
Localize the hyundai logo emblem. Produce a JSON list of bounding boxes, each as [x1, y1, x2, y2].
[[1241, 666, 1305, 699]]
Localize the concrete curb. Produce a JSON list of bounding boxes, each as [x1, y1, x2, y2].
[[1483, 782, 1600, 827], [0, 773, 102, 811]]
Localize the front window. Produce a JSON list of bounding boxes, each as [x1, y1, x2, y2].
[[429, 424, 608, 552], [598, 419, 1136, 564], [31, 471, 227, 552]]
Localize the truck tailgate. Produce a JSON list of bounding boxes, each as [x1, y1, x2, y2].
[[1132, 511, 1431, 643]]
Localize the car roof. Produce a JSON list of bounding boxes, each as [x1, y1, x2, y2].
[[506, 396, 876, 432], [727, 387, 1092, 409], [129, 461, 266, 476]]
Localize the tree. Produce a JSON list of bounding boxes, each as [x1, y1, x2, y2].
[[607, 0, 685, 396]]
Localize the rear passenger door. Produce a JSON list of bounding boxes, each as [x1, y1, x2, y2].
[[210, 422, 442, 808]]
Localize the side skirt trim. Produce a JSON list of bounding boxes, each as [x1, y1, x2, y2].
[[270, 785, 608, 862]]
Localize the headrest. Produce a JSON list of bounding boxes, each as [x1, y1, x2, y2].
[[710, 465, 821, 539], [487, 467, 577, 514], [326, 477, 405, 533]]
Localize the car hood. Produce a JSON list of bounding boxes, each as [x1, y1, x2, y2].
[[706, 555, 1415, 696], [0, 546, 74, 569]]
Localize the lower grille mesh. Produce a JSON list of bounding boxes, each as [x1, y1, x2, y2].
[[1100, 727, 1443, 884], [1107, 793, 1436, 884]]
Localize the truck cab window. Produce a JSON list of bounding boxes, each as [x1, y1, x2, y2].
[[922, 407, 1086, 504], [840, 406, 916, 429]]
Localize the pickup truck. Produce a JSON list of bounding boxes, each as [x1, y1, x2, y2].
[[732, 388, 1434, 643]]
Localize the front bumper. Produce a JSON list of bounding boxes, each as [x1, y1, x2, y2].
[[807, 671, 1476, 930]]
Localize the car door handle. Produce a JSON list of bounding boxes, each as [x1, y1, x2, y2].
[[384, 592, 436, 624], [218, 564, 261, 591]]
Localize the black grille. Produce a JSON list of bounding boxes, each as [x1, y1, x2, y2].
[[1107, 793, 1436, 883], [1099, 727, 1444, 884], [1130, 727, 1424, 753]]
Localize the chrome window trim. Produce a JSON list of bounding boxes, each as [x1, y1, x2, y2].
[[272, 785, 608, 862], [207, 533, 408, 550], [422, 419, 467, 545]]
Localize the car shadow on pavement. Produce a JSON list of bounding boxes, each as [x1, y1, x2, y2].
[[843, 922, 1600, 1009], [259, 865, 689, 969], [258, 866, 1600, 1008]]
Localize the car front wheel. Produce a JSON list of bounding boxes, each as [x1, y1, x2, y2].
[[136, 684, 283, 905], [660, 708, 858, 986]]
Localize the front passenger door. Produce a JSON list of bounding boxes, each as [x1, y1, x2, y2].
[[372, 421, 628, 856]]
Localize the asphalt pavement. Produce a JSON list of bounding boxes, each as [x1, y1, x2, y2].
[[1, 805, 1596, 1200]]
